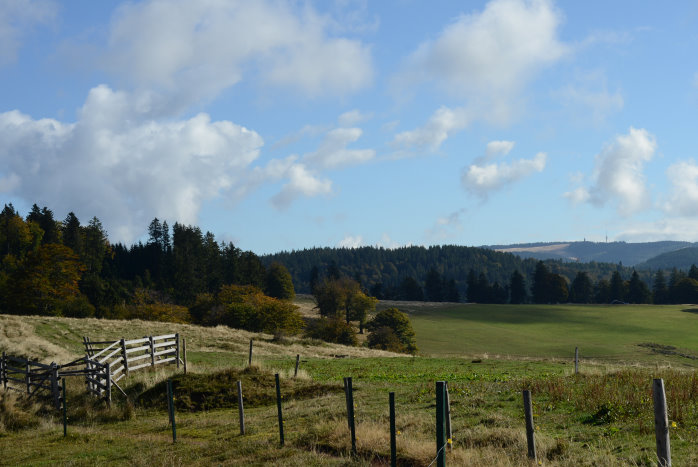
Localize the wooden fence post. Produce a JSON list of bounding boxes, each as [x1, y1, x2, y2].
[[436, 381, 446, 467], [2, 351, 7, 390], [25, 361, 31, 395], [149, 336, 155, 367], [575, 347, 579, 374], [294, 354, 300, 378], [50, 362, 60, 410], [389, 392, 397, 467], [248, 339, 253, 367], [105, 363, 112, 405], [345, 377, 357, 454], [523, 390, 537, 462], [275, 373, 284, 446], [175, 333, 180, 369], [237, 380, 245, 435], [62, 378, 67, 437], [182, 338, 187, 375], [653, 378, 671, 466], [445, 382, 452, 451], [121, 339, 129, 376], [167, 379, 176, 443]]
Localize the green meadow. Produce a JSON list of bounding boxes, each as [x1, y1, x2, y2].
[[402, 303, 698, 365], [1, 303, 698, 465]]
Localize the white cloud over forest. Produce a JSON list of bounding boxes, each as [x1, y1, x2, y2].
[[565, 127, 656, 215], [0, 85, 264, 243], [99, 0, 373, 105], [397, 0, 566, 122], [462, 142, 546, 198]]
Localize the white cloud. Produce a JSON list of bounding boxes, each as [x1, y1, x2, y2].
[[304, 127, 375, 169], [485, 141, 515, 158], [462, 152, 547, 198], [271, 163, 332, 210], [392, 106, 471, 153], [99, 0, 372, 104], [568, 127, 656, 215], [563, 186, 591, 204], [0, 85, 264, 243], [0, 0, 56, 66], [338, 235, 363, 248], [664, 160, 698, 216], [338, 109, 371, 127], [397, 0, 567, 120]]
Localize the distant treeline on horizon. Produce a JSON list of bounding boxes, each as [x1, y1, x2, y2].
[[3, 202, 698, 321]]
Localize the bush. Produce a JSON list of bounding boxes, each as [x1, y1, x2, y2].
[[366, 326, 407, 353], [305, 318, 358, 346], [203, 284, 304, 335], [366, 308, 417, 354]]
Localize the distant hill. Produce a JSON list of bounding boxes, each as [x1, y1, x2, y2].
[[635, 247, 698, 270], [486, 241, 696, 266]]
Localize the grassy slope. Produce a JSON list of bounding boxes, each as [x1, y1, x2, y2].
[[2, 304, 698, 465], [398, 303, 698, 365]]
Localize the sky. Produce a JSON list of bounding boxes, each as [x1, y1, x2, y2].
[[1, 0, 698, 255]]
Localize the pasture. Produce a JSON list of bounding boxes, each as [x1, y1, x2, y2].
[[1, 303, 698, 465]]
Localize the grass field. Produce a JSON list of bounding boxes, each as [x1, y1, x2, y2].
[[1, 302, 698, 465], [395, 302, 698, 366]]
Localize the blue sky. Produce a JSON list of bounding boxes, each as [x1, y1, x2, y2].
[[1, 0, 698, 254]]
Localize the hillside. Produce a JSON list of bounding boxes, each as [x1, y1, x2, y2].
[[263, 245, 639, 298], [635, 246, 698, 270], [3, 305, 698, 465], [486, 240, 696, 266]]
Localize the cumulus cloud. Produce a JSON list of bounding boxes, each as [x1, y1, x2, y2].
[[99, 0, 372, 104], [0, 0, 56, 66], [485, 141, 515, 158], [304, 127, 375, 169], [397, 0, 566, 120], [462, 143, 546, 198], [271, 163, 332, 210], [0, 85, 264, 243], [392, 106, 471, 153], [664, 160, 698, 216], [565, 127, 656, 215]]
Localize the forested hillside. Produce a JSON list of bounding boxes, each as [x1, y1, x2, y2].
[[263, 246, 645, 298], [487, 240, 696, 266], [636, 247, 698, 270]]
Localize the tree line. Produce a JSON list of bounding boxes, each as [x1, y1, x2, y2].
[[266, 247, 698, 305], [0, 203, 293, 322]]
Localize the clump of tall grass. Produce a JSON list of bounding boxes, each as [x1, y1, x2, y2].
[[0, 392, 43, 432]]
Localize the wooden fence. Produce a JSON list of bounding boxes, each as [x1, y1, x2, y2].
[[0, 333, 184, 407], [1, 352, 61, 409]]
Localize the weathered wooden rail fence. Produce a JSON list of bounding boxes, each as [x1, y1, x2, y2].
[[0, 333, 184, 407]]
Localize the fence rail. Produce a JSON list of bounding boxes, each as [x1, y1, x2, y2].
[[1, 332, 184, 407]]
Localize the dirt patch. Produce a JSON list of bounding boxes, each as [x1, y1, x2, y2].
[[638, 343, 698, 360]]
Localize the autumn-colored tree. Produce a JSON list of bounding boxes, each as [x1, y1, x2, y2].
[[202, 284, 303, 335], [6, 244, 85, 315], [366, 308, 417, 354]]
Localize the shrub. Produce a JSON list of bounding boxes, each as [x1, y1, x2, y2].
[[366, 308, 417, 354], [305, 318, 358, 346]]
